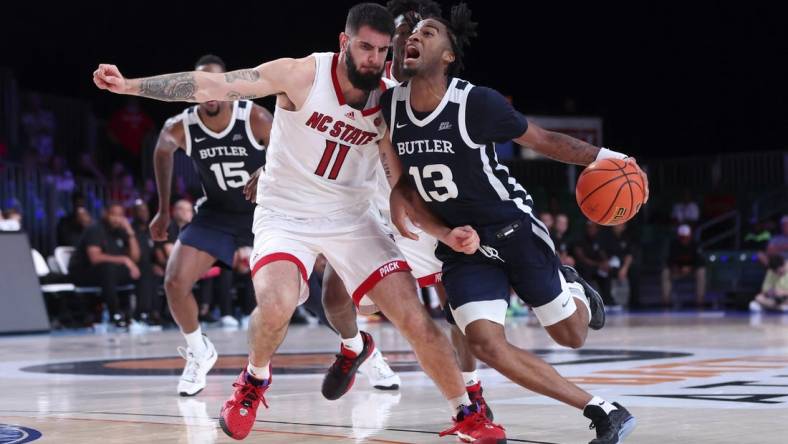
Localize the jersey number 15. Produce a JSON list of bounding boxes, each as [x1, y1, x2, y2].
[[209, 162, 250, 191]]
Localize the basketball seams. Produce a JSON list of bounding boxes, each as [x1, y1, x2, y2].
[[577, 171, 640, 206]]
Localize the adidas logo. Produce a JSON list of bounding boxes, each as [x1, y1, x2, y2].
[[345, 111, 356, 120], [233, 133, 243, 141], [438, 121, 453, 131]]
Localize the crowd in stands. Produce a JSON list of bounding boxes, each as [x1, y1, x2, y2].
[[2, 90, 787, 333]]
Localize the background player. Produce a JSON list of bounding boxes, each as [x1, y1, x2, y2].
[[383, 4, 642, 443], [93, 4, 505, 442], [147, 55, 273, 397]]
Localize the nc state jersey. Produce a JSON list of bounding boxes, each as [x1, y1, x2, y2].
[[256, 52, 391, 218]]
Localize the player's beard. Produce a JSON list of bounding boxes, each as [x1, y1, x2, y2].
[[345, 50, 383, 91], [204, 102, 221, 117]]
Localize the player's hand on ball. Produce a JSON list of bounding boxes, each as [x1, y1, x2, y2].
[[149, 211, 170, 242], [244, 167, 262, 202], [444, 226, 480, 255], [93, 64, 127, 94], [626, 158, 650, 204]]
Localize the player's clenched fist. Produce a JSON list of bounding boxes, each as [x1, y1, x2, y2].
[[93, 64, 128, 94]]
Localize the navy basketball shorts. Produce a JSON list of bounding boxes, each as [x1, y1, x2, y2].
[[441, 213, 581, 333], [178, 211, 254, 268]]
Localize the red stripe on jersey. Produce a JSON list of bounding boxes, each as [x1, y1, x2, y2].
[[251, 253, 308, 282], [351, 260, 412, 306], [315, 141, 337, 176], [328, 144, 350, 180], [416, 272, 442, 289], [361, 106, 381, 117], [331, 53, 346, 106]]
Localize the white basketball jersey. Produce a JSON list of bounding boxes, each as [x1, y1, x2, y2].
[[256, 52, 390, 218]]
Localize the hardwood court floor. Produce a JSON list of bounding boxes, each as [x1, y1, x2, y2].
[[1, 312, 787, 443]]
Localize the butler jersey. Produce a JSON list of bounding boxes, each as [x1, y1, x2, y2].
[[381, 77, 531, 228], [180, 100, 266, 215], [256, 52, 392, 218]]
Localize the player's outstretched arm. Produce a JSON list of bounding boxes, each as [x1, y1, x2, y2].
[[378, 129, 404, 186], [92, 58, 301, 103], [515, 122, 617, 166]]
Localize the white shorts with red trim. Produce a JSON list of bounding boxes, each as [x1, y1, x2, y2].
[[393, 229, 442, 288], [250, 204, 410, 308]]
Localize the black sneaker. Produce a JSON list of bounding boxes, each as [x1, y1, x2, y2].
[[583, 401, 636, 444], [561, 265, 606, 330], [321, 331, 374, 400]]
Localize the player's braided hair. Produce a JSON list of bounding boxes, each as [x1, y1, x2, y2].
[[436, 3, 478, 76]]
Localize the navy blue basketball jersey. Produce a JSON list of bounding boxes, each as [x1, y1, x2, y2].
[[180, 100, 266, 215], [381, 78, 531, 227]]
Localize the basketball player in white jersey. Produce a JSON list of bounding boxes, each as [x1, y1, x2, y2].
[[147, 55, 273, 397], [93, 3, 504, 442], [317, 0, 495, 419]]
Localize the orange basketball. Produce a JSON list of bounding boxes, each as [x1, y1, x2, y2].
[[575, 158, 647, 225]]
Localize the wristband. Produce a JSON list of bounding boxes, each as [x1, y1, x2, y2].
[[596, 147, 628, 161]]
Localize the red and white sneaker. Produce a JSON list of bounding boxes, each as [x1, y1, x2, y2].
[[440, 403, 506, 443], [219, 369, 270, 440], [467, 382, 494, 420]]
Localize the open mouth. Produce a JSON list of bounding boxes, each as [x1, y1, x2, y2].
[[404, 44, 421, 62]]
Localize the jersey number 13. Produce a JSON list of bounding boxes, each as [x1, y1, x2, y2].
[[408, 164, 459, 202]]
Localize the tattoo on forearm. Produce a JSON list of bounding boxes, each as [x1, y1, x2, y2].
[[225, 69, 261, 83], [139, 73, 197, 101], [380, 152, 392, 179], [544, 131, 600, 165], [226, 91, 259, 100]]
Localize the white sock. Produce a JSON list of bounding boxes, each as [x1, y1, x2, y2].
[[587, 396, 617, 415], [341, 332, 364, 355], [183, 327, 207, 355], [462, 371, 480, 387], [570, 282, 592, 319], [247, 361, 270, 381], [448, 393, 472, 413]]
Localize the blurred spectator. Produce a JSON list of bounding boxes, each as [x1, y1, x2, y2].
[[20, 93, 56, 165], [661, 224, 706, 308], [0, 209, 21, 231], [56, 206, 93, 247], [573, 221, 614, 305], [603, 223, 635, 307], [107, 97, 154, 172], [74, 152, 107, 183], [744, 219, 773, 266], [45, 155, 76, 193], [551, 213, 575, 266], [131, 199, 161, 326], [671, 189, 700, 226], [538, 211, 554, 232], [765, 215, 788, 260], [68, 203, 141, 327], [749, 255, 788, 312]]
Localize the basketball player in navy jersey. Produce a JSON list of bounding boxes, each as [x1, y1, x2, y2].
[[382, 5, 643, 443], [315, 0, 496, 418], [147, 55, 273, 397]]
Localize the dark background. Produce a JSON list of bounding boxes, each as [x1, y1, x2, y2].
[[3, 0, 787, 158]]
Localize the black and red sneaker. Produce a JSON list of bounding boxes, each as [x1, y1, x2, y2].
[[321, 331, 374, 400], [467, 381, 494, 421], [219, 369, 270, 440], [440, 402, 506, 443]]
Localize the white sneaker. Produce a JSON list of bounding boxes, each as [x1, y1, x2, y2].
[[358, 348, 400, 390], [220, 315, 239, 328], [177, 336, 218, 396], [749, 300, 763, 312]]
